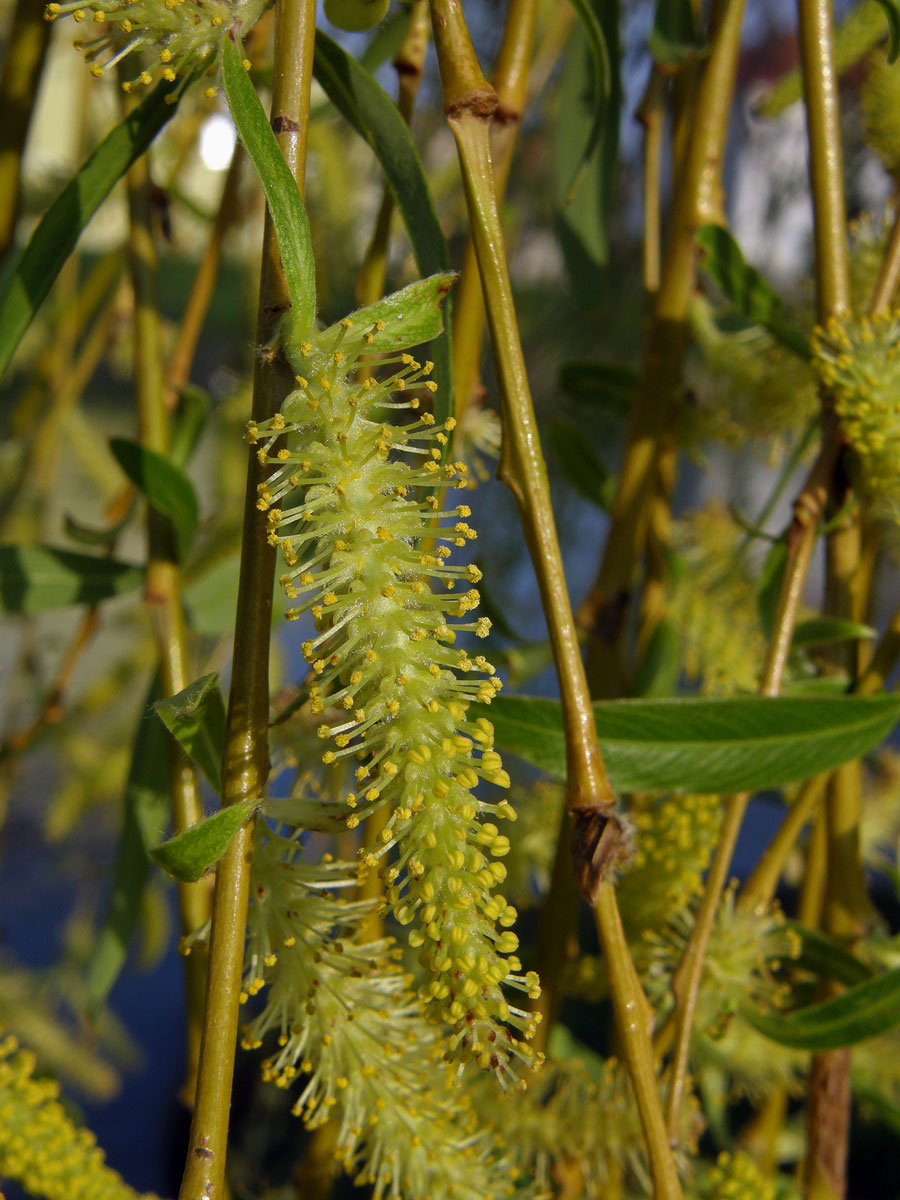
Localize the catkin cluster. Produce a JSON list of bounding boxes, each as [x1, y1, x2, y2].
[[45, 0, 264, 94], [248, 313, 540, 1080], [234, 828, 518, 1200], [812, 309, 900, 508], [0, 1034, 158, 1200]]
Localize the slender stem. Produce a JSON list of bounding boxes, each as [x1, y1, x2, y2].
[[594, 884, 683, 1200], [799, 0, 850, 324], [794, 2, 855, 1192], [429, 4, 680, 1192], [122, 133, 210, 1099], [430, 0, 613, 822], [0, 0, 51, 257], [178, 5, 316, 1196], [637, 69, 666, 298], [451, 0, 540, 427]]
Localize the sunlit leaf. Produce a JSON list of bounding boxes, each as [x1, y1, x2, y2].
[[150, 798, 258, 883], [317, 273, 457, 355], [222, 36, 316, 342], [475, 694, 900, 794], [313, 31, 452, 419]]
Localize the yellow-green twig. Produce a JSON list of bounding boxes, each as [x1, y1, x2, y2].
[[178, 4, 316, 1195]]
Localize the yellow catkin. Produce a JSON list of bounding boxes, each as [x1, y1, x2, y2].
[[0, 1035, 160, 1200]]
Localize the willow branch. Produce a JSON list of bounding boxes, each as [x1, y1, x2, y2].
[[428, 5, 680, 1194], [178, 6, 316, 1196]]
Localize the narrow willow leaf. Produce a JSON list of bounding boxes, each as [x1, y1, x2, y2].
[[150, 798, 258, 883], [564, 0, 611, 202], [548, 416, 616, 511], [312, 30, 452, 416], [86, 676, 169, 1014], [559, 360, 636, 417], [63, 503, 135, 548], [554, 11, 620, 303], [649, 0, 706, 67], [474, 694, 900, 794], [757, 536, 788, 641], [792, 617, 877, 650], [169, 384, 211, 469], [317, 273, 457, 355], [221, 36, 316, 342], [696, 225, 810, 359], [875, 0, 900, 60], [154, 673, 226, 792], [0, 77, 184, 380], [109, 437, 199, 561], [0, 545, 142, 611], [745, 966, 900, 1050], [630, 617, 681, 698], [785, 921, 874, 988]]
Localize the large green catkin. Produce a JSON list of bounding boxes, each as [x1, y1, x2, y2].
[[249, 313, 541, 1080]]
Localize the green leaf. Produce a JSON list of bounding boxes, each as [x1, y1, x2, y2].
[[86, 675, 170, 1014], [547, 416, 616, 510], [0, 544, 142, 612], [313, 31, 452, 418], [564, 0, 611, 202], [359, 7, 412, 71], [221, 36, 316, 342], [64, 503, 136, 549], [475, 693, 900, 794], [169, 385, 211, 469], [109, 437, 199, 562], [150, 798, 258, 883], [0, 77, 184, 380], [316, 273, 457, 356], [630, 617, 681, 698], [785, 921, 874, 988], [559, 360, 637, 417], [696, 225, 810, 359], [745, 966, 900, 1050], [648, 0, 706, 68], [154, 673, 226, 793], [554, 8, 620, 303], [876, 0, 900, 61], [792, 617, 877, 651]]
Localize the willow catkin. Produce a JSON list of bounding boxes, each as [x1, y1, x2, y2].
[[249, 307, 541, 1081]]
